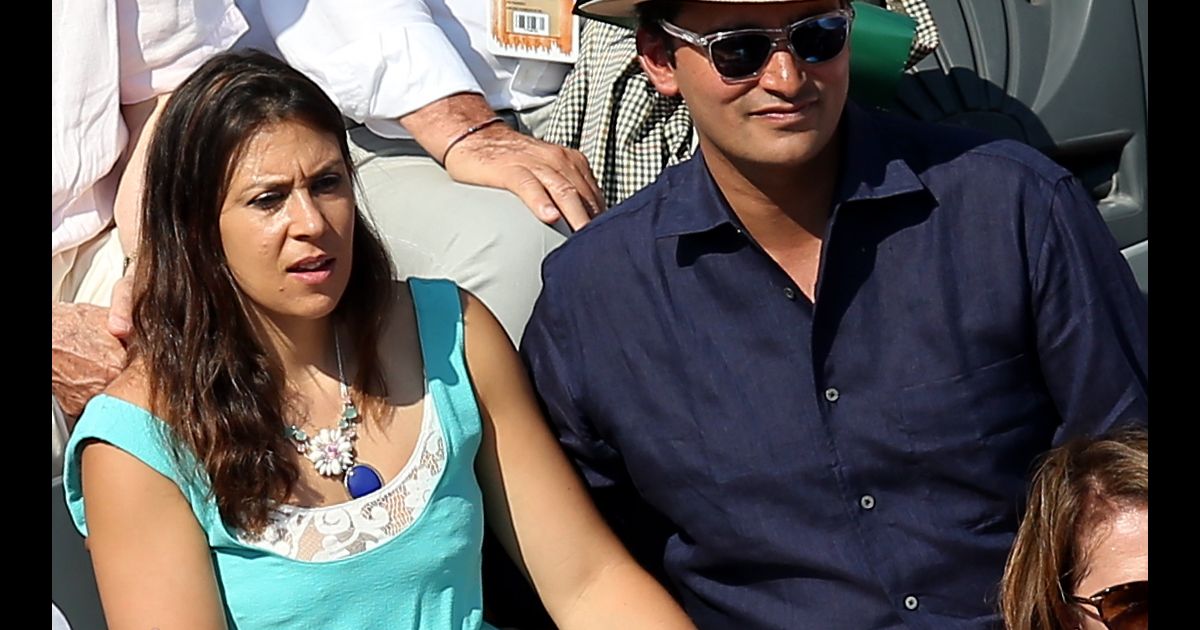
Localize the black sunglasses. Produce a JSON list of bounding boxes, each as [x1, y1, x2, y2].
[[1068, 580, 1148, 630], [658, 9, 854, 82]]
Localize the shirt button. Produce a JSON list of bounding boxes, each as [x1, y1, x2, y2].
[[904, 595, 919, 611], [824, 387, 840, 402], [783, 287, 796, 300], [860, 495, 875, 510]]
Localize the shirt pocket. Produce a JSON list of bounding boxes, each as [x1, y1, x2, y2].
[[895, 353, 1054, 448], [891, 352, 1058, 523]]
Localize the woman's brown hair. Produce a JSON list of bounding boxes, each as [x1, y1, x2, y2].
[[129, 50, 395, 534], [999, 425, 1148, 629]]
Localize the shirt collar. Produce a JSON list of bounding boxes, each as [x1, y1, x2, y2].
[[653, 151, 741, 239], [832, 102, 927, 205], [654, 102, 927, 240]]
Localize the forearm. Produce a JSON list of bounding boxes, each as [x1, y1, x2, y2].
[[552, 558, 693, 629], [398, 92, 505, 161], [113, 94, 171, 257], [398, 91, 601, 226]]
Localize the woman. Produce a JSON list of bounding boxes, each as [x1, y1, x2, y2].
[[999, 425, 1148, 630], [62, 50, 692, 629]]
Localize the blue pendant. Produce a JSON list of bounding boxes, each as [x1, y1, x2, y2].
[[344, 463, 384, 499]]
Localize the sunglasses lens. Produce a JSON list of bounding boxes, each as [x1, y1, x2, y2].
[[790, 16, 850, 63], [710, 34, 774, 80], [1102, 582, 1148, 630], [701, 13, 851, 80]]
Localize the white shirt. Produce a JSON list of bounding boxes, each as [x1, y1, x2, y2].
[[52, 0, 248, 257], [239, 0, 571, 139]]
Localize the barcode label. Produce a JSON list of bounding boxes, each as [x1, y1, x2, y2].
[[487, 0, 578, 63], [512, 10, 549, 36]]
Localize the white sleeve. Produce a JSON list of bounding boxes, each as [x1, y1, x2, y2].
[[260, 0, 484, 126], [117, 0, 250, 103]]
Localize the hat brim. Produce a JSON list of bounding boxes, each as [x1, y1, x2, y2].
[[573, 0, 642, 27], [576, 0, 802, 24]]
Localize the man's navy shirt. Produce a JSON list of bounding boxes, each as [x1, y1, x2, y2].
[[521, 104, 1148, 629]]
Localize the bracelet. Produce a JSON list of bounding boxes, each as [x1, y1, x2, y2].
[[439, 116, 505, 165]]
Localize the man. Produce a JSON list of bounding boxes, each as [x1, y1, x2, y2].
[[520, 0, 1148, 628], [52, 0, 249, 475], [541, 0, 938, 207]]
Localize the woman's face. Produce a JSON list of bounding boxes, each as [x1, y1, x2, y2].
[[218, 119, 355, 326], [1072, 505, 1148, 630]]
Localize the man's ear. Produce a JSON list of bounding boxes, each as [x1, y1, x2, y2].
[[636, 27, 681, 97]]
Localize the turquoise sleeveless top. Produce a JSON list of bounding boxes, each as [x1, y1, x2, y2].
[[64, 279, 499, 629]]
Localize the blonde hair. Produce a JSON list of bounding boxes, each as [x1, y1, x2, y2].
[[999, 425, 1147, 630]]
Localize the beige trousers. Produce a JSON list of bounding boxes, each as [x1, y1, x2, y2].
[[348, 105, 568, 345]]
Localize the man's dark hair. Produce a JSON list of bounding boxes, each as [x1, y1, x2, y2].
[[635, 0, 684, 62], [637, 0, 684, 30]]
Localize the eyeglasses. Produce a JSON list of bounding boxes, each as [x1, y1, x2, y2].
[[658, 10, 854, 82], [1067, 581, 1148, 630]]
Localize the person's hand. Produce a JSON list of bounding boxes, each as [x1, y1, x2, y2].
[[106, 271, 134, 339], [444, 124, 605, 231], [53, 302, 127, 417]]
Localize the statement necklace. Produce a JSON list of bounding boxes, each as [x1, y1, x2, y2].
[[285, 333, 385, 499]]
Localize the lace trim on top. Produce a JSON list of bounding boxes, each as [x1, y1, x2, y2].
[[238, 394, 446, 562]]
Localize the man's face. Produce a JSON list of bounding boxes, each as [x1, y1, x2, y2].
[[641, 1, 851, 173]]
